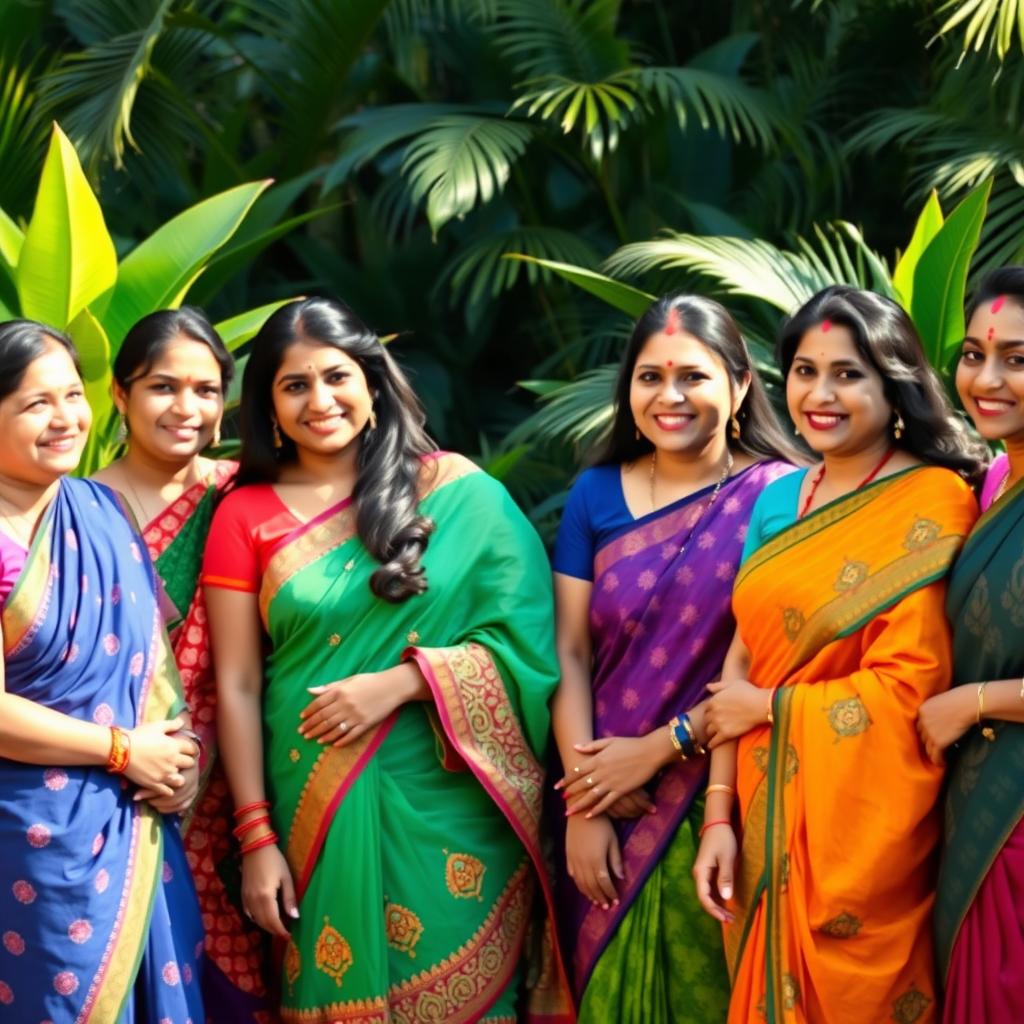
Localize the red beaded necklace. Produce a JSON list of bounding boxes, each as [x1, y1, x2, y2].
[[799, 447, 897, 519]]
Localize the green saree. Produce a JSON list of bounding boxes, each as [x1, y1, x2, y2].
[[258, 453, 572, 1024]]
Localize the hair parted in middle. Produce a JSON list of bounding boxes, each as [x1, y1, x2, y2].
[[777, 285, 987, 483], [595, 292, 803, 467], [236, 296, 437, 603]]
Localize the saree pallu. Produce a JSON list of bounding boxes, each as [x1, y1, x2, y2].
[[142, 462, 275, 1022], [561, 462, 789, 1022], [727, 467, 976, 1024], [0, 477, 203, 1022], [937, 477, 1024, 1023], [256, 453, 572, 1024]]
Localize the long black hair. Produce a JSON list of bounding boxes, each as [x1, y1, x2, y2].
[[0, 319, 80, 403], [113, 306, 233, 390], [595, 293, 802, 466], [777, 285, 986, 481], [965, 265, 1024, 322], [236, 297, 437, 603]]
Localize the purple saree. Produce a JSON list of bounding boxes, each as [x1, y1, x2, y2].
[[558, 460, 791, 998]]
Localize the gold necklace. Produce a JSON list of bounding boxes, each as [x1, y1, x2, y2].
[[649, 449, 735, 555], [0, 496, 36, 548]]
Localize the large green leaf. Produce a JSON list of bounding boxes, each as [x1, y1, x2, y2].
[[892, 191, 944, 310], [16, 123, 117, 328], [910, 178, 992, 374], [0, 206, 24, 270], [103, 179, 271, 344], [505, 255, 653, 317], [67, 305, 115, 477], [214, 298, 299, 353]]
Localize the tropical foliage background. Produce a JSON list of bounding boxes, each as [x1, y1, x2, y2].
[[1, 0, 1021, 530]]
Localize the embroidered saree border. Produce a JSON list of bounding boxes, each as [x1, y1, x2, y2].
[[285, 718, 396, 901], [280, 862, 533, 1024], [407, 642, 574, 1022]]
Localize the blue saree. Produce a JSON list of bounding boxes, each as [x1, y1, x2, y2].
[[0, 478, 203, 1022]]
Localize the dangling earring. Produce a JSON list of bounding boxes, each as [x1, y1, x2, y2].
[[730, 414, 741, 441], [272, 421, 283, 449], [793, 423, 801, 437], [116, 413, 128, 443], [893, 412, 905, 440], [368, 407, 377, 432], [635, 426, 641, 441], [212, 421, 222, 448]]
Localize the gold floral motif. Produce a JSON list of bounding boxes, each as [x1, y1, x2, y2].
[[891, 984, 931, 1024], [780, 853, 790, 892], [782, 607, 805, 641], [289, 748, 301, 763], [903, 518, 940, 551], [826, 697, 872, 740], [407, 631, 420, 644], [445, 851, 485, 900], [783, 744, 800, 782], [782, 973, 800, 1010], [834, 560, 868, 592], [284, 937, 301, 990], [385, 902, 424, 958], [819, 911, 862, 939], [315, 917, 353, 986], [752, 746, 769, 774], [328, 633, 342, 647]]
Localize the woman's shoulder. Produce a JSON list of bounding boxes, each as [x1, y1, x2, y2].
[[751, 463, 806, 502], [211, 481, 278, 523]]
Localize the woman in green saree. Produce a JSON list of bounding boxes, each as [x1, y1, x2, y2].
[[203, 297, 572, 1023]]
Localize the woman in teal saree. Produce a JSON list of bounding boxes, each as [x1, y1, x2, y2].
[[204, 297, 572, 1023]]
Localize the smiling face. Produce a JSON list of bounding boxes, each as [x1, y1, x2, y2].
[[629, 330, 746, 457], [786, 322, 892, 456], [955, 295, 1024, 443], [272, 339, 373, 457], [0, 339, 91, 486], [114, 336, 224, 465]]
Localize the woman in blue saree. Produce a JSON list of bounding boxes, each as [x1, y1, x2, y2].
[[0, 319, 204, 1021]]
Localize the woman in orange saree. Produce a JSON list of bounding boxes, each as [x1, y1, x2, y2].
[[694, 287, 984, 1024]]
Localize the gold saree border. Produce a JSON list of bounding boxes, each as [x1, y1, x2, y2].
[[259, 452, 479, 625], [280, 861, 533, 1024], [2, 527, 54, 657]]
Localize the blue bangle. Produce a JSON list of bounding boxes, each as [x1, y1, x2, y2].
[[672, 714, 705, 759]]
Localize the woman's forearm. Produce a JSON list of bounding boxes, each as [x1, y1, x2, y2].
[[704, 740, 738, 822], [551, 651, 595, 770], [217, 685, 268, 812], [0, 693, 110, 765]]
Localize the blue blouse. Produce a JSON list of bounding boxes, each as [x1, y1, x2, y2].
[[740, 468, 808, 564]]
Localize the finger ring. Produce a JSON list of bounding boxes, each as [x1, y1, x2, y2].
[[586, 776, 594, 786], [573, 766, 581, 773], [339, 721, 349, 733]]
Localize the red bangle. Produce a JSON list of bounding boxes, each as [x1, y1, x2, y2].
[[232, 815, 271, 840], [233, 800, 270, 820], [240, 832, 279, 856], [699, 818, 732, 838], [107, 726, 131, 775]]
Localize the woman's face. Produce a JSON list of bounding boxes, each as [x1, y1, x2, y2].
[[0, 340, 91, 486], [629, 329, 746, 458], [955, 295, 1024, 444], [272, 340, 373, 457], [786, 321, 891, 456], [115, 336, 224, 465]]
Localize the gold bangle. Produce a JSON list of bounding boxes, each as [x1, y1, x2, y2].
[[667, 717, 687, 761], [1019, 675, 1024, 703], [679, 714, 706, 757], [705, 784, 734, 797], [977, 682, 986, 725]]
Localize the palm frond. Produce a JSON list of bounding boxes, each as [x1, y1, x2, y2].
[[401, 115, 534, 236], [0, 53, 48, 218], [933, 0, 1024, 62], [508, 364, 617, 451], [603, 225, 893, 314]]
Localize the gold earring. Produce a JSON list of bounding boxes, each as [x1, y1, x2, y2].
[[272, 421, 283, 449], [212, 422, 222, 448], [635, 426, 641, 441], [893, 412, 905, 440], [368, 408, 377, 431], [117, 413, 128, 443], [730, 415, 741, 441]]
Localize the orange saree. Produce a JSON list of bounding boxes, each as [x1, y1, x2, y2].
[[725, 467, 977, 1024]]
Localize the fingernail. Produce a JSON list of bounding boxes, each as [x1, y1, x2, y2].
[[613, 899, 619, 907], [553, 781, 563, 790], [722, 886, 733, 899], [648, 806, 657, 814], [289, 908, 300, 919], [601, 903, 609, 910]]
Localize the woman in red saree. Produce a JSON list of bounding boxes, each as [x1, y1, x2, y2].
[[94, 307, 273, 1021], [695, 287, 984, 1023]]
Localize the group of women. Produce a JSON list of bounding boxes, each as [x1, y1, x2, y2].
[[0, 271, 1020, 1024]]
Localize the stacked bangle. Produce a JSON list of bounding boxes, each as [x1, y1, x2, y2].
[[699, 818, 732, 838], [232, 816, 271, 841], [668, 714, 705, 761], [240, 832, 279, 856], [233, 800, 270, 820], [106, 726, 131, 774], [233, 801, 277, 854]]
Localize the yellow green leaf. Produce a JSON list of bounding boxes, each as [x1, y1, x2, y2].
[[893, 191, 944, 310]]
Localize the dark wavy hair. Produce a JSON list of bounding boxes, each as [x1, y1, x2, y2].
[[113, 306, 234, 390], [236, 297, 437, 602], [778, 286, 986, 482], [965, 265, 1024, 322], [0, 319, 80, 403], [595, 294, 802, 466]]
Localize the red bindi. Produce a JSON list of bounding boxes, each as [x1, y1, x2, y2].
[[664, 307, 681, 335], [820, 319, 832, 333], [991, 295, 1007, 314], [987, 327, 996, 341], [666, 360, 673, 367]]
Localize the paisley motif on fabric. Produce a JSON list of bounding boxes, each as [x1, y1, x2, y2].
[[444, 852, 485, 901], [819, 911, 862, 939], [825, 696, 872, 740], [384, 902, 424, 958], [314, 918, 353, 986], [891, 984, 931, 1023]]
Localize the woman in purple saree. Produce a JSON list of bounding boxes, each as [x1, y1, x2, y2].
[[0, 320, 203, 1021], [550, 296, 799, 1021]]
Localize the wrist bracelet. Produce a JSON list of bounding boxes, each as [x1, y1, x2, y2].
[[977, 682, 996, 742], [766, 686, 778, 725], [107, 726, 131, 774], [232, 815, 271, 840], [240, 832, 279, 856], [667, 717, 688, 761], [176, 727, 204, 759], [234, 800, 270, 820], [705, 784, 734, 798], [679, 713, 706, 757], [699, 818, 732, 838]]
